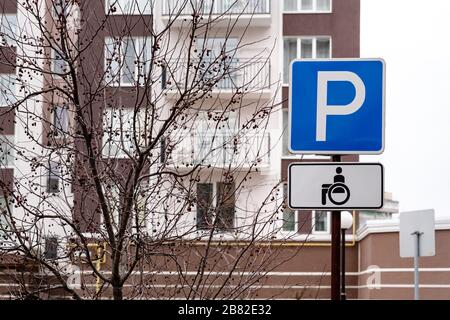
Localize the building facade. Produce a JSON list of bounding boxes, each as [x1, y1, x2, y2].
[[3, 0, 445, 301], [0, 0, 362, 300]]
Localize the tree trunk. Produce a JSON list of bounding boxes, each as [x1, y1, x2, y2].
[[113, 285, 123, 300]]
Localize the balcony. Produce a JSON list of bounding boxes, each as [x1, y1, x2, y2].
[[161, 0, 271, 27], [169, 132, 271, 170], [163, 58, 271, 100]]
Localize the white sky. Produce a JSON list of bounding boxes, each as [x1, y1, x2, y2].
[[361, 0, 450, 217]]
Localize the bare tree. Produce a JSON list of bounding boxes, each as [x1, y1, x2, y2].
[[0, 0, 311, 300]]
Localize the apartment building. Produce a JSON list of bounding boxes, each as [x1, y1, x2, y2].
[[0, 1, 16, 232], [5, 0, 445, 301], [0, 0, 366, 299]]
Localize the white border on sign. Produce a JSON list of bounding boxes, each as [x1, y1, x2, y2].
[[287, 162, 385, 210], [287, 58, 386, 155]]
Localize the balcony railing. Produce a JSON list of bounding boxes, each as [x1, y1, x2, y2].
[[170, 132, 270, 169], [163, 58, 271, 93], [163, 0, 271, 16]]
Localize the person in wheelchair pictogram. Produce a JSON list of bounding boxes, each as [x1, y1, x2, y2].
[[321, 167, 351, 205]]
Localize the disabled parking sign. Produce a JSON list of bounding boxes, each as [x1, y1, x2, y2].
[[289, 59, 385, 154], [288, 163, 384, 210]]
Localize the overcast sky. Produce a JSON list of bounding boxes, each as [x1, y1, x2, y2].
[[361, 0, 450, 217]]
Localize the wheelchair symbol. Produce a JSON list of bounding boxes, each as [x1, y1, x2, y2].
[[321, 167, 351, 205]]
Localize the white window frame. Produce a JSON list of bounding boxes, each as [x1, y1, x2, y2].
[[186, 111, 239, 166], [102, 108, 146, 158], [312, 210, 330, 234], [133, 184, 154, 235], [283, 36, 332, 85], [0, 14, 18, 47], [281, 209, 298, 234], [102, 108, 133, 159], [52, 0, 73, 18], [282, 109, 291, 157], [0, 195, 13, 240], [52, 49, 70, 77], [52, 105, 70, 137], [99, 183, 152, 235], [195, 37, 239, 90], [104, 36, 152, 87], [51, 2, 81, 32], [0, 74, 17, 107], [105, 0, 151, 15], [281, 183, 298, 234], [0, 135, 14, 168], [283, 0, 333, 13], [46, 160, 62, 194], [100, 184, 121, 233]]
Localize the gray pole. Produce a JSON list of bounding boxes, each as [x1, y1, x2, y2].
[[413, 231, 422, 300]]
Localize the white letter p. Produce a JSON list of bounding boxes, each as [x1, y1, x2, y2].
[[316, 71, 366, 141]]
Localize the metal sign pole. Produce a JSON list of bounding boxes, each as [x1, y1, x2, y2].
[[413, 231, 423, 300], [341, 228, 346, 300], [331, 155, 341, 301], [400, 210, 435, 300]]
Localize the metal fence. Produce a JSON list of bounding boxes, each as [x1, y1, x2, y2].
[[163, 58, 271, 91], [171, 132, 271, 169], [163, 0, 271, 16]]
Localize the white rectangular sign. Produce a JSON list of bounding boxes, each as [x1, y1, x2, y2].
[[400, 209, 435, 258], [288, 163, 384, 210]]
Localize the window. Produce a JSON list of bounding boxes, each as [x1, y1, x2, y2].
[[52, 105, 70, 136], [44, 237, 58, 260], [0, 136, 14, 168], [197, 183, 213, 230], [162, 37, 241, 91], [192, 112, 238, 165], [102, 184, 121, 231], [196, 182, 235, 231], [282, 184, 297, 232], [196, 37, 239, 90], [0, 74, 16, 107], [102, 183, 152, 234], [105, 37, 152, 86], [52, 1, 80, 31], [0, 196, 12, 239], [103, 108, 146, 158], [216, 182, 235, 230], [106, 0, 151, 15], [282, 109, 291, 157], [134, 185, 151, 232], [160, 136, 166, 163], [283, 37, 331, 83], [101, 183, 152, 234], [53, 0, 73, 17], [312, 210, 330, 233], [52, 49, 69, 75], [0, 14, 18, 46], [47, 161, 61, 193], [284, 0, 331, 13]]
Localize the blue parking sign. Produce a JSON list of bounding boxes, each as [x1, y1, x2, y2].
[[289, 59, 385, 154]]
